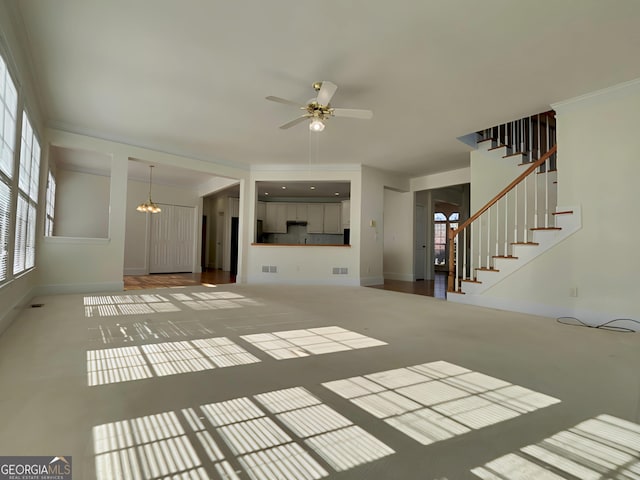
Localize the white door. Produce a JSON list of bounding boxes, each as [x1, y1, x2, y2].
[[415, 204, 426, 280], [149, 204, 195, 273]]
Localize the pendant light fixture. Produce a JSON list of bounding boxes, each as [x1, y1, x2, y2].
[[136, 165, 161, 213]]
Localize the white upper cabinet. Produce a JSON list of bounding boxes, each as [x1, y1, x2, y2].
[[341, 200, 350, 228], [256, 201, 266, 221], [323, 203, 342, 234], [286, 203, 308, 221], [306, 204, 324, 233], [264, 203, 287, 233], [229, 197, 240, 217]]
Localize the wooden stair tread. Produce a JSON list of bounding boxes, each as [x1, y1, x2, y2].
[[503, 152, 527, 159], [530, 227, 561, 231], [492, 255, 518, 259], [488, 144, 508, 151], [552, 210, 573, 215], [475, 267, 500, 272], [511, 242, 539, 245], [461, 279, 482, 284]]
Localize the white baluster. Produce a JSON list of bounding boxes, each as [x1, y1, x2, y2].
[[529, 116, 533, 162], [462, 228, 466, 282], [513, 184, 516, 243], [504, 191, 509, 256], [487, 208, 491, 268], [537, 114, 541, 159]]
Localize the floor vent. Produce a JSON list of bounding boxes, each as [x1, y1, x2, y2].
[[31, 304, 44, 308]]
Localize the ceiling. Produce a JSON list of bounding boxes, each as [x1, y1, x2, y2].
[[256, 181, 350, 200], [15, 1, 640, 178]]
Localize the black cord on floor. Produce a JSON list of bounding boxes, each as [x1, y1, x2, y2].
[[557, 316, 640, 333]]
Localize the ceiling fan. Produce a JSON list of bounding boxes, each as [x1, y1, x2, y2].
[[266, 81, 373, 132]]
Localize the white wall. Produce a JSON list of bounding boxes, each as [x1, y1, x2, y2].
[[360, 166, 410, 285], [36, 129, 247, 294], [410, 167, 470, 192], [0, 1, 47, 333], [124, 177, 203, 275], [469, 147, 522, 212], [246, 166, 362, 285], [54, 169, 110, 238], [383, 188, 414, 281], [480, 79, 640, 324]]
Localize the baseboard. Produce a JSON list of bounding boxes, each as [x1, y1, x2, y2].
[[360, 276, 385, 287], [123, 268, 147, 275], [384, 272, 415, 282], [33, 281, 124, 296], [245, 274, 360, 287], [0, 286, 36, 337], [447, 294, 640, 332]]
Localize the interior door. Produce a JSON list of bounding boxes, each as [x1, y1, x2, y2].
[[149, 204, 195, 273], [414, 204, 426, 280]]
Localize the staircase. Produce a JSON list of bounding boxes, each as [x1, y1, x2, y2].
[[447, 112, 581, 297]]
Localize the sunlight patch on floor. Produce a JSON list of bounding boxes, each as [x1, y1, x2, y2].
[[240, 326, 387, 360], [472, 414, 640, 479], [87, 337, 260, 386], [83, 291, 262, 318], [95, 387, 393, 479], [323, 361, 560, 446]]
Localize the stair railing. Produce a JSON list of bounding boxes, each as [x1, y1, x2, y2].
[[479, 111, 556, 166], [447, 145, 557, 293]]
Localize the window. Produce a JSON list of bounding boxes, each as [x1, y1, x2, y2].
[[14, 112, 40, 274], [0, 54, 18, 282], [45, 170, 55, 236], [434, 211, 460, 267]]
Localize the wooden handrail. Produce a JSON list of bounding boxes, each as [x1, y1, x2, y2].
[[447, 144, 557, 291]]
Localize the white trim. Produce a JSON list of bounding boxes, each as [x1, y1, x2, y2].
[[245, 274, 359, 286], [123, 268, 147, 275], [34, 281, 124, 296], [0, 286, 35, 337], [360, 276, 384, 287], [447, 292, 639, 332], [251, 163, 361, 172], [43, 236, 110, 244], [552, 77, 640, 113], [384, 272, 415, 282]]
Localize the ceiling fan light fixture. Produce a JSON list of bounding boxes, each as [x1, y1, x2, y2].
[[309, 118, 325, 132]]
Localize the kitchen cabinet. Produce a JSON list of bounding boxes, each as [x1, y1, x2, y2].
[[286, 203, 307, 222], [256, 201, 266, 221], [306, 204, 324, 233], [229, 197, 239, 217], [341, 200, 350, 228], [323, 203, 342, 234], [264, 203, 287, 233]]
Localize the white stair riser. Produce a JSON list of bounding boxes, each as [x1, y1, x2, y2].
[[459, 206, 581, 295]]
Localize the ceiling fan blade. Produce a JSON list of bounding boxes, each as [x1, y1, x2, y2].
[[316, 81, 338, 106], [266, 96, 304, 107], [279, 115, 310, 129], [332, 108, 374, 119]]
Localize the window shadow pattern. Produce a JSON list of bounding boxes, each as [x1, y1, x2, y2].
[[471, 414, 640, 479], [87, 336, 260, 386], [323, 360, 560, 446], [94, 387, 394, 480]]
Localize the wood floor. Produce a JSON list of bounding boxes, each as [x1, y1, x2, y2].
[[124, 269, 236, 290], [368, 272, 448, 299], [124, 269, 447, 299]]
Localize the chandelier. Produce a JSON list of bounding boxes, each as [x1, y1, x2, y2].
[[136, 165, 161, 213]]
